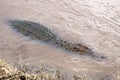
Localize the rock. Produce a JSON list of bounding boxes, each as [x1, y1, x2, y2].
[[0, 59, 64, 80]]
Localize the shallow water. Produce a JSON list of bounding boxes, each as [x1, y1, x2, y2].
[[0, 0, 120, 79]]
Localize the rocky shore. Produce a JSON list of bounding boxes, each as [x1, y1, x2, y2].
[[0, 59, 64, 80]]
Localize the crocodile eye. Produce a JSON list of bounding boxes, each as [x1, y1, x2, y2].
[[79, 48, 86, 53]]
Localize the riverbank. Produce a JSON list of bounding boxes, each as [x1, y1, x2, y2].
[[0, 59, 65, 80]]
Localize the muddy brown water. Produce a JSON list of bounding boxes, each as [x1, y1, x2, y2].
[[0, 0, 120, 79]]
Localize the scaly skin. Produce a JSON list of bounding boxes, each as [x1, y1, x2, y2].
[[8, 20, 106, 60], [9, 20, 57, 43], [54, 39, 92, 55]]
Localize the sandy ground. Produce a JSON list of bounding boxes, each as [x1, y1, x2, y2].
[[0, 0, 120, 79]]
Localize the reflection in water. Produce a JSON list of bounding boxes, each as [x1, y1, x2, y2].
[[8, 20, 106, 61]]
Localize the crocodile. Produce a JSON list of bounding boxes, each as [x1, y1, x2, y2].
[[8, 20, 106, 60]]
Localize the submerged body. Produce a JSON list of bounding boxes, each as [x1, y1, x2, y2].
[[9, 20, 57, 43], [9, 20, 105, 60]]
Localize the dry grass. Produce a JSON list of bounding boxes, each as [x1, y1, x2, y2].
[[0, 59, 64, 80], [0, 59, 119, 80], [0, 59, 89, 80]]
